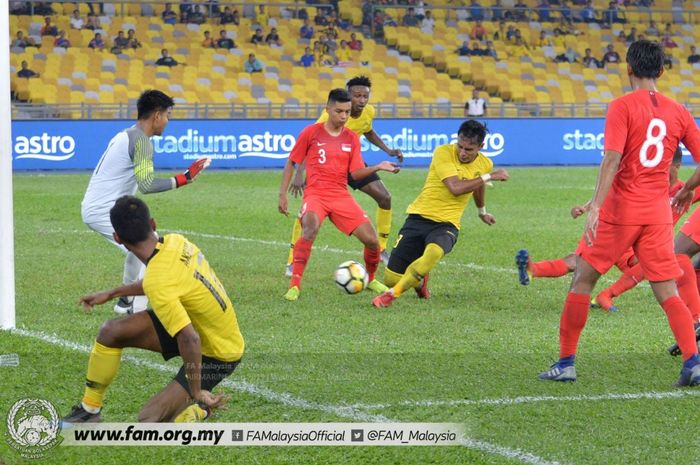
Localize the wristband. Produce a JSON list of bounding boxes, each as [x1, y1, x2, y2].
[[480, 173, 491, 183], [478, 207, 487, 216], [174, 173, 188, 188]]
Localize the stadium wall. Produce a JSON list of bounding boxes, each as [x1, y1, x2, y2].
[[11, 118, 629, 170]]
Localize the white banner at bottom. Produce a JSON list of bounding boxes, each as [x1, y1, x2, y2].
[[62, 422, 466, 446]]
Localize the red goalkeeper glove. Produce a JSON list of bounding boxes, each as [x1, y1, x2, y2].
[[175, 157, 211, 188]]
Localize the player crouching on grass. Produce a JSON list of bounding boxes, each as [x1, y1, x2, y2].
[[63, 196, 244, 423], [278, 88, 400, 301], [373, 120, 509, 309]]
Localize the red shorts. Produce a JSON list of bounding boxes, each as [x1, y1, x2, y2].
[[680, 207, 700, 245], [300, 191, 370, 235], [574, 242, 636, 272], [576, 220, 680, 282]]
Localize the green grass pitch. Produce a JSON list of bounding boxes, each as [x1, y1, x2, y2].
[[1, 167, 699, 465]]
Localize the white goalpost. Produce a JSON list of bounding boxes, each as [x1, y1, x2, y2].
[[0, 3, 16, 329]]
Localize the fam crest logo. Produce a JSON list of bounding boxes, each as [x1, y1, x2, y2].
[[6, 398, 62, 459]]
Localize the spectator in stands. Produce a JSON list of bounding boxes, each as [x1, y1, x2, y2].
[[470, 20, 487, 41], [663, 22, 674, 37], [10, 2, 31, 15], [661, 45, 673, 69], [560, 0, 573, 24], [470, 41, 485, 56], [34, 2, 54, 15], [465, 89, 487, 117], [513, 0, 528, 21], [156, 49, 178, 67], [457, 40, 471, 56], [313, 41, 325, 63], [88, 32, 105, 51], [70, 10, 84, 30], [415, 0, 427, 21], [626, 27, 637, 43], [492, 0, 505, 21], [602, 43, 620, 65], [300, 18, 314, 39], [336, 40, 352, 64], [551, 28, 566, 47], [202, 31, 216, 48], [87, 2, 103, 15], [640, 20, 656, 36], [484, 41, 498, 59], [17, 60, 39, 78], [538, 0, 551, 22], [534, 30, 552, 47], [469, 0, 485, 21], [421, 11, 435, 34], [372, 10, 385, 38], [11, 31, 36, 49], [349, 32, 363, 51], [251, 28, 265, 45], [266, 27, 282, 47], [661, 32, 678, 48], [54, 31, 70, 48], [324, 23, 339, 40], [493, 20, 506, 40], [300, 47, 315, 67], [315, 8, 329, 26], [688, 46, 700, 64], [41, 17, 58, 37], [564, 46, 579, 62], [244, 53, 264, 73], [583, 48, 602, 68], [328, 10, 349, 30], [580, 1, 597, 23], [188, 5, 206, 24], [616, 30, 627, 44], [509, 36, 531, 57], [113, 30, 129, 51], [162, 3, 178, 25], [127, 29, 141, 49], [505, 25, 517, 42], [84, 13, 101, 31], [204, 0, 220, 16], [217, 30, 235, 49], [402, 7, 420, 26], [256, 5, 269, 27], [219, 6, 237, 25], [603, 1, 625, 24]]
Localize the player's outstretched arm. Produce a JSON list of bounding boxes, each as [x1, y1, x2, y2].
[[584, 150, 621, 246], [349, 161, 400, 181], [365, 130, 403, 162], [278, 159, 297, 216], [443, 168, 509, 196], [79, 281, 145, 313]]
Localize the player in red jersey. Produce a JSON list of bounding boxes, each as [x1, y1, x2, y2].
[[278, 89, 400, 301], [539, 40, 700, 387]]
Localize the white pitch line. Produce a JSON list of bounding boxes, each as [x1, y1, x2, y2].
[[348, 390, 700, 410], [8, 327, 564, 465]]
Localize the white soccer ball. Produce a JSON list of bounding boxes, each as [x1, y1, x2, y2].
[[334, 260, 369, 294]]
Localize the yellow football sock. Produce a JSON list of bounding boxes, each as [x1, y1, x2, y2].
[[174, 404, 208, 423], [82, 341, 123, 410], [286, 218, 303, 266], [393, 243, 444, 297], [384, 268, 403, 288], [376, 207, 392, 251]]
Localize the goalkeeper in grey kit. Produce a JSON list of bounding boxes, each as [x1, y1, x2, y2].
[[80, 90, 211, 314]]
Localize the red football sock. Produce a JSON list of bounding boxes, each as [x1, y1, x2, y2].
[[676, 254, 700, 321], [559, 292, 591, 358], [290, 237, 313, 288], [531, 259, 571, 278], [661, 295, 699, 361], [364, 246, 380, 282], [607, 263, 645, 297]]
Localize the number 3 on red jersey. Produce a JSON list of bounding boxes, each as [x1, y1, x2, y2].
[[639, 118, 667, 168], [318, 148, 326, 164]]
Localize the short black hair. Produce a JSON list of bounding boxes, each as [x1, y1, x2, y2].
[[137, 89, 174, 120], [673, 147, 683, 164], [626, 40, 664, 79], [327, 88, 351, 105], [346, 75, 372, 89], [458, 119, 488, 145], [110, 196, 152, 245]]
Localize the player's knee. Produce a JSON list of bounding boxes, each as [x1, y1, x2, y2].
[[96, 320, 120, 347], [301, 226, 319, 241]]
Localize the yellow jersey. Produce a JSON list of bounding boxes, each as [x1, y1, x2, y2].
[[143, 234, 244, 362], [316, 103, 375, 136], [406, 144, 493, 229]]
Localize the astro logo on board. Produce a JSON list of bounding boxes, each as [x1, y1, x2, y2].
[[14, 134, 76, 161]]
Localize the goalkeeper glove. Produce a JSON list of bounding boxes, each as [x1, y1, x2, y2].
[[175, 157, 211, 188]]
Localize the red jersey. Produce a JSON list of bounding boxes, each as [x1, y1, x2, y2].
[[601, 90, 700, 225], [289, 122, 364, 194]]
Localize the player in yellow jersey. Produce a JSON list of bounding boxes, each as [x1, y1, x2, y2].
[[285, 76, 404, 276], [372, 120, 509, 308], [63, 196, 244, 423]]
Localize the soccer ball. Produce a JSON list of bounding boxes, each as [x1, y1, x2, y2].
[[334, 260, 369, 294]]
